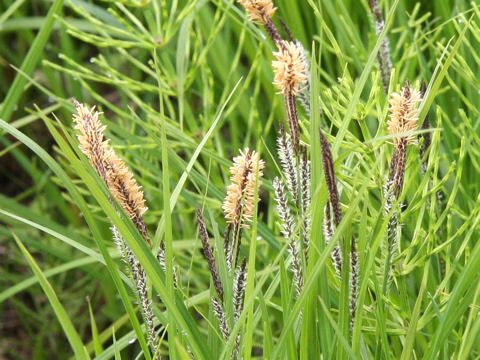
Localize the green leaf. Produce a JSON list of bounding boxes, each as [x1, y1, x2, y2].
[[11, 230, 89, 360]]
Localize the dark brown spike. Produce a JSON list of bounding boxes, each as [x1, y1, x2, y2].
[[196, 208, 224, 301], [349, 236, 359, 330], [285, 93, 300, 154], [223, 223, 232, 257], [403, 80, 411, 99], [420, 80, 427, 97], [319, 129, 342, 226], [278, 16, 293, 42], [393, 138, 407, 199], [233, 258, 247, 321], [368, 0, 383, 23], [388, 147, 398, 185], [265, 18, 282, 44]]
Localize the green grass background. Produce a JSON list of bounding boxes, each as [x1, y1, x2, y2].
[[1, 0, 480, 358]]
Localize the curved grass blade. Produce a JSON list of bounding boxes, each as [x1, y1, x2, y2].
[[11, 230, 90, 360]]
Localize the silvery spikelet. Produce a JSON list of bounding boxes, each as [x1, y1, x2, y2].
[[273, 177, 303, 297]]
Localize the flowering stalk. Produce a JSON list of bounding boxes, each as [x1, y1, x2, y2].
[[223, 148, 264, 271], [384, 81, 421, 290], [349, 237, 359, 330], [369, 0, 393, 93], [156, 241, 178, 289], [237, 0, 282, 43], [238, 0, 311, 117], [323, 203, 342, 278], [73, 100, 159, 355], [212, 296, 230, 341], [319, 128, 359, 327], [319, 130, 343, 276], [197, 208, 224, 301], [277, 124, 298, 203], [386, 81, 421, 196], [197, 208, 248, 357], [319, 130, 342, 226], [232, 259, 247, 359], [300, 146, 311, 263], [272, 41, 308, 154], [273, 177, 303, 297]]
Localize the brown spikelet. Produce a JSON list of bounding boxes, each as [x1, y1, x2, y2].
[[392, 138, 407, 198], [73, 100, 150, 243], [104, 152, 149, 240], [349, 236, 359, 331], [323, 203, 342, 278], [319, 129, 342, 227], [285, 93, 301, 154], [387, 81, 422, 146], [368, 0, 383, 22], [272, 41, 308, 96], [278, 16, 293, 42], [196, 208, 224, 302], [237, 0, 276, 25]]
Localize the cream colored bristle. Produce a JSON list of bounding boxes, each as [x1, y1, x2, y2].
[[237, 0, 276, 24], [222, 148, 265, 228], [387, 83, 421, 145], [272, 41, 308, 96]]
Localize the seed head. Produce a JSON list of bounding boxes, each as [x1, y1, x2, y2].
[[387, 82, 421, 145], [272, 41, 308, 96], [238, 0, 276, 24], [222, 148, 265, 228], [73, 100, 109, 182], [105, 150, 148, 219], [73, 100, 148, 234]]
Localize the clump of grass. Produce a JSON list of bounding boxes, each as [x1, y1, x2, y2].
[[3, 0, 480, 359]]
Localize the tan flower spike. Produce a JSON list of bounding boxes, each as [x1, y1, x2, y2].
[[73, 100, 149, 241], [387, 82, 421, 145], [223, 148, 265, 228], [272, 41, 308, 96], [238, 0, 276, 25], [73, 100, 109, 182]]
